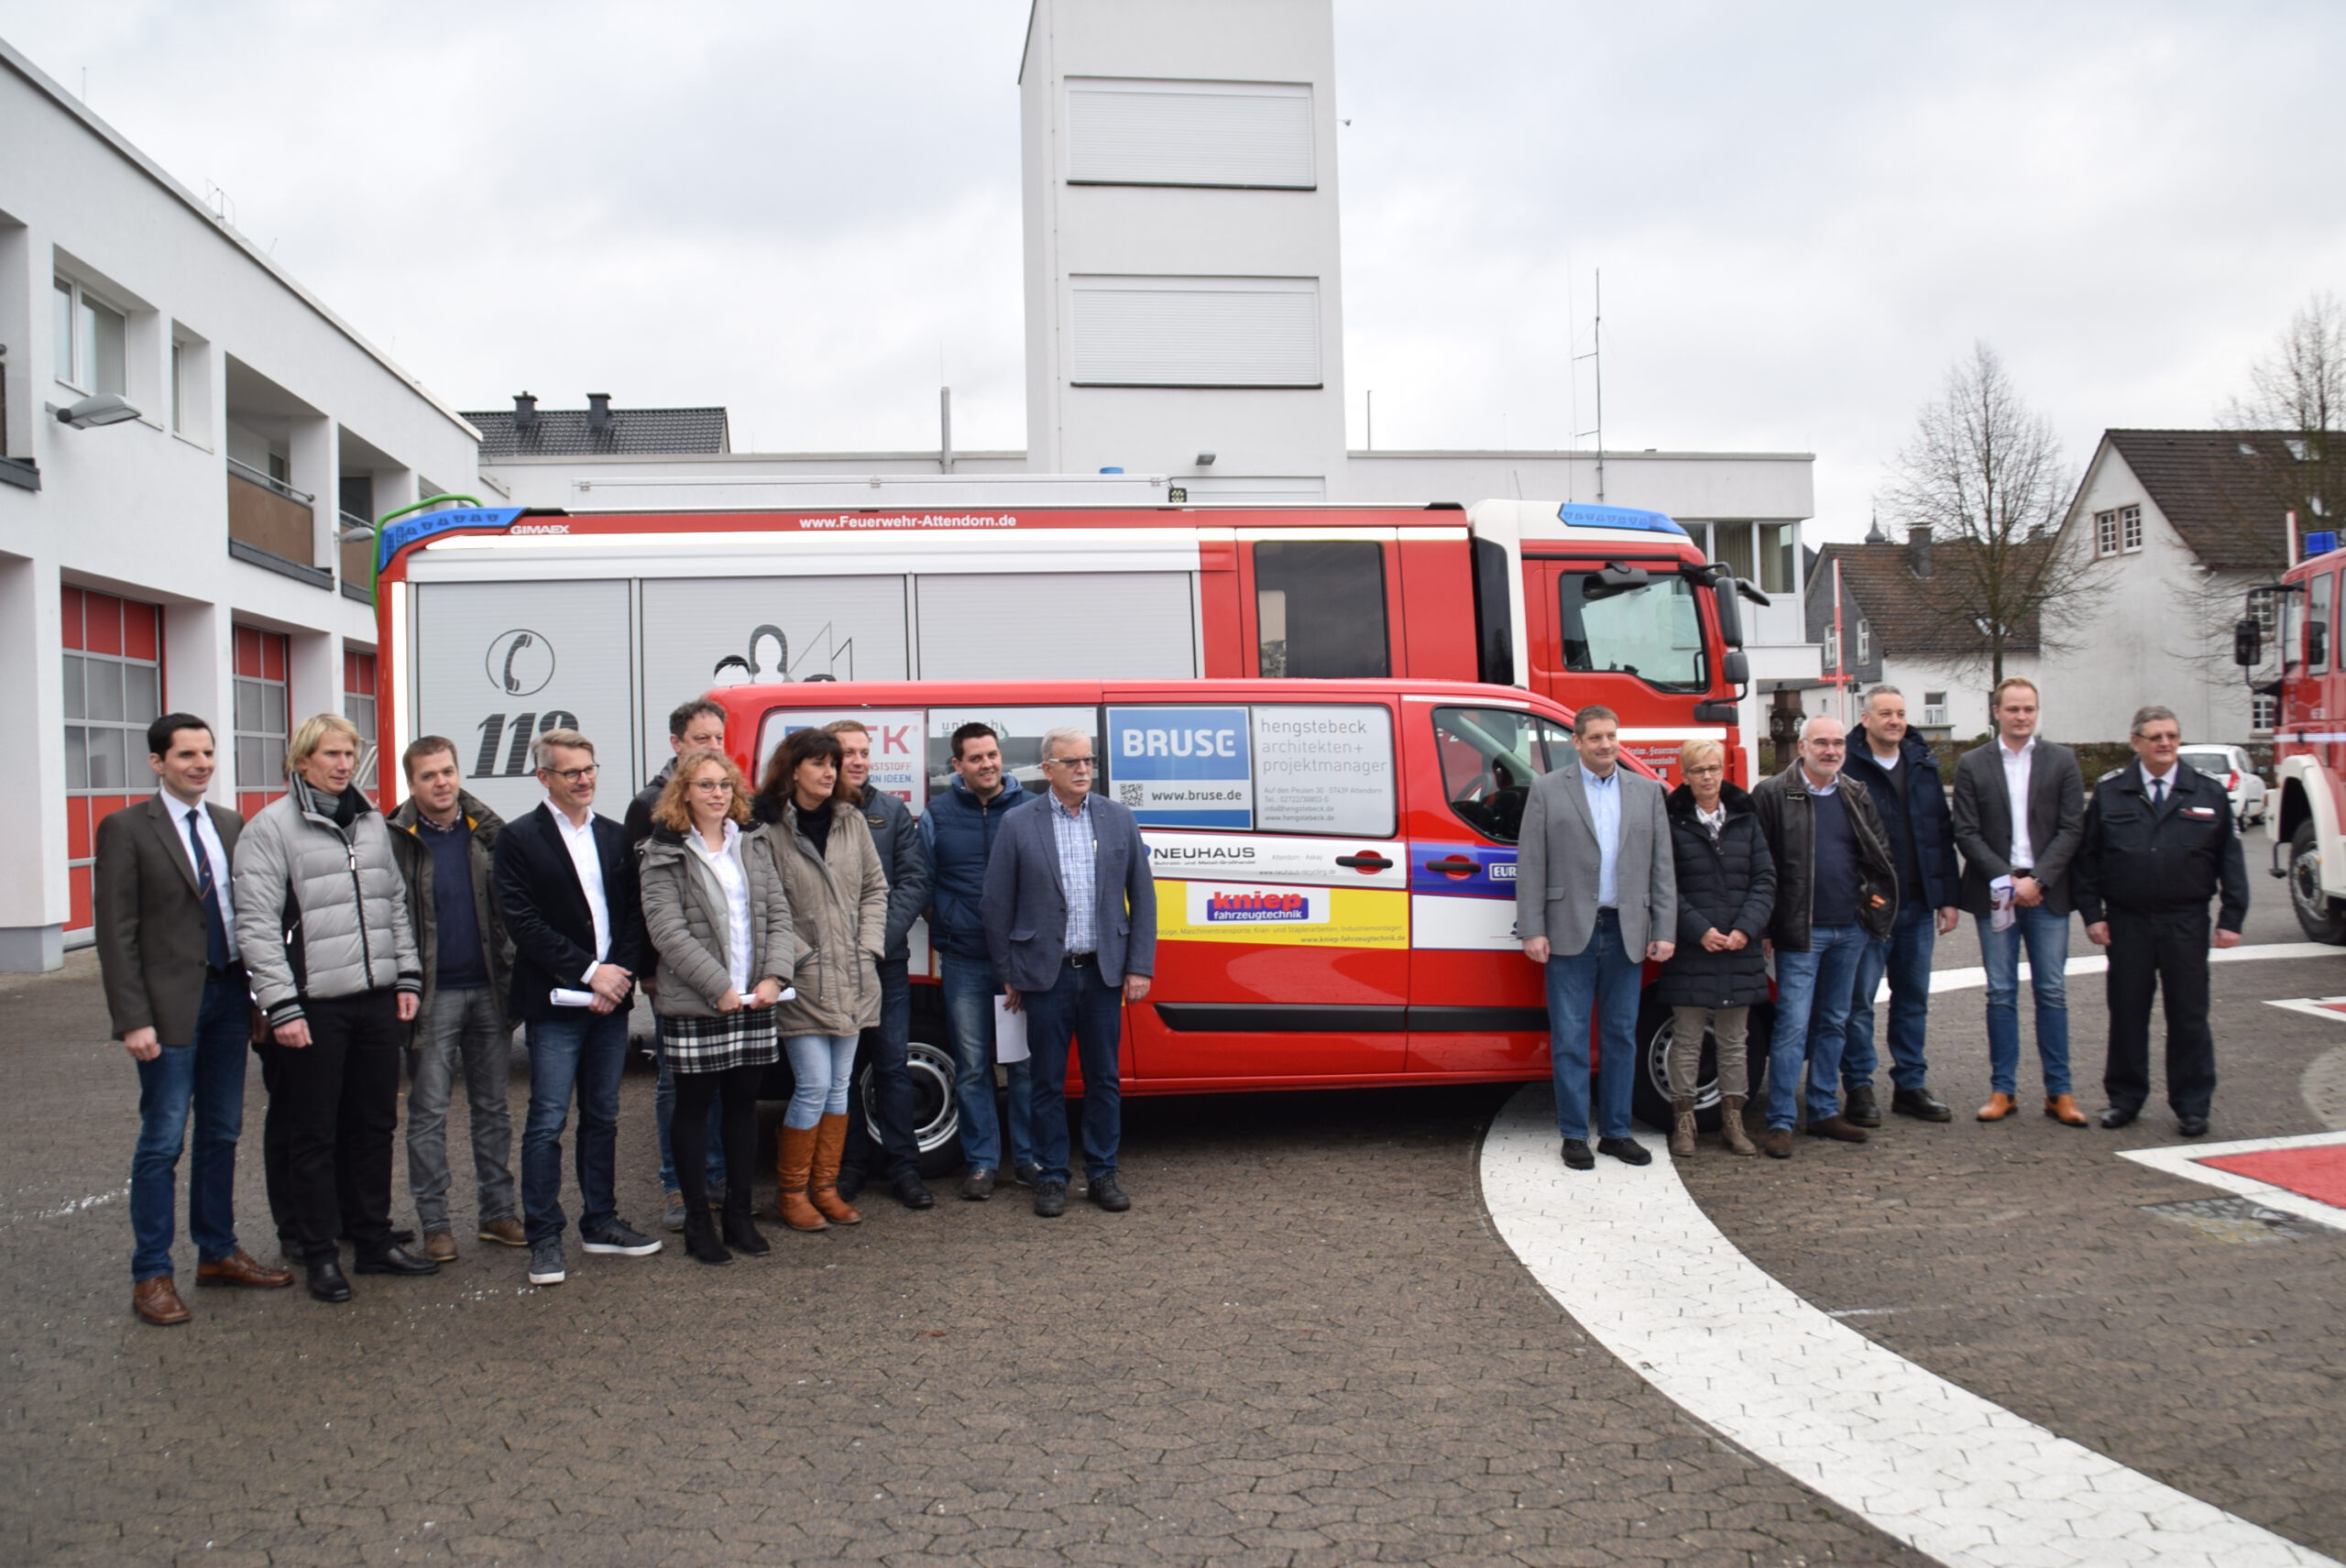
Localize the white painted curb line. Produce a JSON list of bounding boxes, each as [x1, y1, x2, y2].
[[1479, 1087, 2339, 1568], [1926, 941, 2343, 997], [2119, 1130, 2346, 1235]]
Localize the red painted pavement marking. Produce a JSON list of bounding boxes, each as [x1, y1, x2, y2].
[[2198, 1145, 2346, 1210]]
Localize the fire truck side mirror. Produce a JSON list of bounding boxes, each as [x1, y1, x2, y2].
[[2232, 619, 2262, 667], [1709, 574, 1747, 649]]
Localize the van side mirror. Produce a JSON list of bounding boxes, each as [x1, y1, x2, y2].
[[2233, 619, 2262, 667]]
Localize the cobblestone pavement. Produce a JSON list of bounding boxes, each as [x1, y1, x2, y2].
[[1681, 938, 2346, 1561], [2, 953, 1935, 1568]]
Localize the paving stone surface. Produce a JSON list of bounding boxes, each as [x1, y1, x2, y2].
[[1680, 927, 2346, 1562], [1, 952, 1932, 1568]]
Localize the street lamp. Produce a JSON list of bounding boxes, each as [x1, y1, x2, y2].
[[47, 392, 142, 430]]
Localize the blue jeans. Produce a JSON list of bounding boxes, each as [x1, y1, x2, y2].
[[128, 973, 249, 1280], [653, 1017, 726, 1194], [521, 1011, 629, 1246], [940, 952, 1034, 1173], [1023, 959, 1124, 1184], [1841, 900, 1936, 1091], [782, 1034, 858, 1129], [1978, 905, 2071, 1096], [843, 959, 920, 1180], [1770, 925, 1869, 1128], [1542, 909, 1642, 1142]]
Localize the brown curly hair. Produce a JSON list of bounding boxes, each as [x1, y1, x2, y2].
[[652, 748, 753, 832]]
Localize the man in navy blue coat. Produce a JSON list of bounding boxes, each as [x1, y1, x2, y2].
[[1836, 687, 1960, 1124], [982, 725, 1157, 1218]]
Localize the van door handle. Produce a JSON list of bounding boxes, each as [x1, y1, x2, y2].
[[1424, 855, 1479, 877], [1334, 852, 1392, 871]]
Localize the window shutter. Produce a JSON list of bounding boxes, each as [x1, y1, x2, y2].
[[1069, 276, 1321, 388], [1067, 79, 1314, 189]]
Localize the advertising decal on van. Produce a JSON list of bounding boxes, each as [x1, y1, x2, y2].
[[1108, 706, 1253, 828], [1162, 881, 1409, 950], [1142, 832, 1406, 890], [1409, 839, 1524, 951]]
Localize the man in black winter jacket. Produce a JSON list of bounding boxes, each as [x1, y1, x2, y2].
[[1837, 688, 1961, 1125]]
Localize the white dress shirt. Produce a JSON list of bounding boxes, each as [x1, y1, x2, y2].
[[1999, 735, 2036, 870], [1581, 763, 1621, 908], [687, 820, 754, 994], [2142, 762, 2181, 807], [166, 788, 239, 964], [552, 805, 612, 981]]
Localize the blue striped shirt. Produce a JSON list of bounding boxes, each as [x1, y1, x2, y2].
[[1049, 792, 1098, 955]]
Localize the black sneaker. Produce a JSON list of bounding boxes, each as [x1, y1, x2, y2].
[[527, 1237, 566, 1286], [580, 1221, 662, 1256], [1033, 1180, 1069, 1218], [959, 1168, 996, 1201], [1013, 1162, 1044, 1188], [1087, 1173, 1131, 1212], [1596, 1136, 1652, 1167], [1560, 1139, 1595, 1170]]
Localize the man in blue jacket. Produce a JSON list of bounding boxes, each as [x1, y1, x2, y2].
[[982, 725, 1157, 1218], [919, 723, 1038, 1201], [1836, 687, 1959, 1124]]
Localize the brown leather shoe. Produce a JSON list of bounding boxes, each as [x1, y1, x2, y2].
[[195, 1249, 294, 1289], [1977, 1091, 2019, 1122], [2044, 1093, 2089, 1127], [134, 1275, 192, 1325], [477, 1217, 526, 1247], [1803, 1114, 1869, 1143], [422, 1231, 459, 1263], [1760, 1127, 1793, 1159]]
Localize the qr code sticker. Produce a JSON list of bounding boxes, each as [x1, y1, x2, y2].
[[1119, 782, 1146, 808]]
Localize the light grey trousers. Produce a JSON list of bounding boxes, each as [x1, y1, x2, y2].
[[1668, 1005, 1751, 1100], [404, 984, 517, 1232]]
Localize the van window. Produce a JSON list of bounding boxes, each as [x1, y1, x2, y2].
[[1556, 571, 1706, 692], [1255, 541, 1390, 678], [2311, 572, 2334, 674], [924, 706, 1101, 802], [1433, 706, 1574, 844], [1100, 701, 1396, 837]]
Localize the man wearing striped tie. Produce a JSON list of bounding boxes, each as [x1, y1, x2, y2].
[[94, 714, 293, 1325]]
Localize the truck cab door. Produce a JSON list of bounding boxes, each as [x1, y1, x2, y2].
[[1522, 556, 1715, 785]]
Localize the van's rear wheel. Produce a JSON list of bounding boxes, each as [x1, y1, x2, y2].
[[1633, 995, 1771, 1133], [2288, 821, 2346, 945]]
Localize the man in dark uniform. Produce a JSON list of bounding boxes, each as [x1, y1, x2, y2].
[[2073, 705, 2248, 1137]]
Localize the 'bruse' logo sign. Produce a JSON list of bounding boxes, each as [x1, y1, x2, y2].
[[1204, 890, 1310, 923]]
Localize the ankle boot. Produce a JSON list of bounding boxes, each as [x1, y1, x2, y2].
[[1720, 1095, 1758, 1157], [774, 1124, 828, 1232], [809, 1113, 863, 1225], [722, 1187, 770, 1255], [682, 1208, 731, 1266], [1669, 1096, 1698, 1158]]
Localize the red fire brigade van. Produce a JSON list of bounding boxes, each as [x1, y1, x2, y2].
[[713, 676, 1763, 1170]]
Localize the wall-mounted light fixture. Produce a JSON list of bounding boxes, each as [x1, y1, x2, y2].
[[1195, 451, 1216, 466], [48, 392, 142, 430]]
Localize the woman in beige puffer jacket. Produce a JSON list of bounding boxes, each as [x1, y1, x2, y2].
[[751, 728, 887, 1230]]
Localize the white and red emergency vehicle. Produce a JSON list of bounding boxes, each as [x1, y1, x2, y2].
[[2242, 539, 2346, 940]]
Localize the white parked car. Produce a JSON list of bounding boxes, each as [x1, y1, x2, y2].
[[2176, 744, 2268, 827]]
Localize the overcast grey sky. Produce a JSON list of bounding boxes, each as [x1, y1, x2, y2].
[[6, 1, 2341, 537]]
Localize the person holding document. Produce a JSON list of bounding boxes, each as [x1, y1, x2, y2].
[[753, 728, 889, 1233], [638, 749, 800, 1264], [493, 728, 662, 1287], [1952, 678, 2088, 1127]]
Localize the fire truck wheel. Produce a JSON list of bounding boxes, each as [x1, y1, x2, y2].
[[1633, 995, 1773, 1134], [2288, 821, 2346, 945]]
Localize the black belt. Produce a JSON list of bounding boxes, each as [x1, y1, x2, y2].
[[1065, 952, 1095, 970]]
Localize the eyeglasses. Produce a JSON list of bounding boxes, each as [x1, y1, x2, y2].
[[1045, 756, 1097, 772], [689, 780, 736, 793], [543, 763, 599, 783], [1684, 765, 1725, 778]]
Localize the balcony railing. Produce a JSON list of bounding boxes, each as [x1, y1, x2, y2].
[[226, 457, 317, 569], [339, 510, 376, 603]]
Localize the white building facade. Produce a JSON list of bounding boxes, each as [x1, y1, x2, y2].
[[0, 42, 482, 970]]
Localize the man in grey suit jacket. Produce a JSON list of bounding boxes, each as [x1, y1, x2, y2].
[[1516, 706, 1676, 1169], [94, 714, 293, 1325], [1951, 677, 2088, 1125], [983, 725, 1157, 1217]]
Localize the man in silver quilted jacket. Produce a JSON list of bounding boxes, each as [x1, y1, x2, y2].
[[232, 713, 433, 1303]]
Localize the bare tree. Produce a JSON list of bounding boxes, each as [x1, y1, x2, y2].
[[1880, 342, 2096, 684], [2220, 291, 2345, 537]]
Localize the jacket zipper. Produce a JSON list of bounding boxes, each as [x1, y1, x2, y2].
[[344, 830, 378, 990]]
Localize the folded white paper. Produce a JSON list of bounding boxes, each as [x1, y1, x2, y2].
[[551, 987, 597, 1008], [992, 996, 1030, 1064]]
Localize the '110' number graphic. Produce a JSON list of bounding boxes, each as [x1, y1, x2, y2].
[[473, 710, 579, 778]]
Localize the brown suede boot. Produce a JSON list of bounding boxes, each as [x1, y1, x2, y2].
[[774, 1124, 828, 1232], [1668, 1096, 1697, 1158], [808, 1113, 863, 1225], [1719, 1095, 1758, 1157]]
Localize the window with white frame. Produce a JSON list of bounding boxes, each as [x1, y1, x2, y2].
[[1923, 692, 1949, 727], [1822, 626, 1841, 670], [2252, 693, 2277, 732], [2121, 504, 2143, 551], [1856, 620, 1872, 663], [2095, 504, 2143, 558], [52, 276, 126, 396]]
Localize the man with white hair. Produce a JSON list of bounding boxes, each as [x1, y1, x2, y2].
[[1749, 713, 1899, 1158]]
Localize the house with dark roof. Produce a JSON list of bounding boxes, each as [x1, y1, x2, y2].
[[2051, 429, 2299, 745], [461, 393, 730, 459]]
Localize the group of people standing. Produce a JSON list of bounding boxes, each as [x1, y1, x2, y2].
[[96, 698, 1157, 1322], [1518, 679, 2251, 1168]]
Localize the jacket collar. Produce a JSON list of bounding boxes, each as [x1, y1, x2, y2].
[[390, 789, 504, 838], [1667, 780, 1754, 820]]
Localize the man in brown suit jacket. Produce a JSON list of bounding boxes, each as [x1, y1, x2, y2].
[[94, 714, 291, 1325]]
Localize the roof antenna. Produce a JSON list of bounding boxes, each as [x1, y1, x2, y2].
[[1573, 269, 1606, 505]]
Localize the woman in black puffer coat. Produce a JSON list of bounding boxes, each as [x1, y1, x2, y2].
[[1657, 740, 1775, 1157]]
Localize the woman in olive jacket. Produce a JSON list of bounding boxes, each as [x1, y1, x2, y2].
[[751, 728, 888, 1232], [638, 749, 802, 1264], [1656, 739, 1776, 1158]]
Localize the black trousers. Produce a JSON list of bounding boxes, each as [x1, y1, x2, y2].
[[670, 1064, 764, 1214], [2102, 907, 2216, 1118], [254, 990, 404, 1263], [841, 958, 921, 1181]]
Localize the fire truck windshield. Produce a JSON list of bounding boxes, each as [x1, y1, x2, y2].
[[1556, 571, 1708, 691]]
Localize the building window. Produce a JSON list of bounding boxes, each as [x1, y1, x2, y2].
[[61, 587, 165, 932], [2252, 693, 2277, 732], [1822, 627, 1840, 671], [52, 276, 127, 396], [2095, 504, 2143, 558], [1714, 521, 1756, 584], [1923, 692, 1949, 727], [1856, 620, 1871, 663], [2121, 505, 2143, 551], [234, 626, 291, 817], [1757, 521, 1797, 595], [344, 647, 379, 799]]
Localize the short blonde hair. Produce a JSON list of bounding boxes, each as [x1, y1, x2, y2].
[[287, 712, 364, 774], [1678, 738, 1726, 775], [530, 728, 595, 772], [652, 748, 752, 831]]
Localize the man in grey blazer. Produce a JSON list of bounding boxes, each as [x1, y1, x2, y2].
[[1951, 677, 2088, 1125], [94, 713, 293, 1325], [1516, 706, 1676, 1169], [983, 725, 1157, 1217]]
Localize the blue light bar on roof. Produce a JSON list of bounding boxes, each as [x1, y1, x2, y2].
[[2306, 530, 2340, 558], [1557, 503, 1686, 536]]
